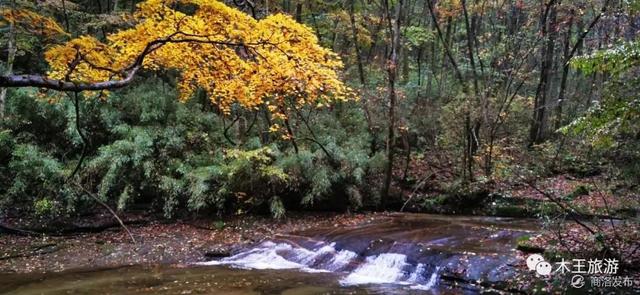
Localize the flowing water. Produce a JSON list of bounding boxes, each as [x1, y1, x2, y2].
[[0, 213, 539, 294]]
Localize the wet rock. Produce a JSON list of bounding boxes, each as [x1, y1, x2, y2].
[[206, 213, 541, 293], [204, 248, 231, 260], [516, 243, 545, 254]]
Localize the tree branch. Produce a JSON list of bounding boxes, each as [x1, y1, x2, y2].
[[0, 32, 280, 92], [73, 182, 137, 244], [0, 66, 140, 91]]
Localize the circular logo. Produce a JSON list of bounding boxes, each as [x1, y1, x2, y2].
[[571, 275, 585, 289]]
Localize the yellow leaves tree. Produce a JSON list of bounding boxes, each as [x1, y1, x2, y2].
[[0, 5, 69, 119], [436, 0, 463, 19], [7, 0, 349, 123], [0, 8, 67, 39]]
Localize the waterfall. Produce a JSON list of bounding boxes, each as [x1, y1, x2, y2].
[[197, 214, 535, 291], [340, 253, 409, 285], [199, 240, 439, 290]]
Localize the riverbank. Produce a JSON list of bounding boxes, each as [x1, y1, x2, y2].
[[2, 212, 543, 294], [2, 211, 639, 294], [0, 212, 386, 274]]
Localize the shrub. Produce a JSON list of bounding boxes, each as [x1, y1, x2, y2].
[[0, 83, 384, 220], [4, 144, 75, 217], [186, 147, 289, 217]]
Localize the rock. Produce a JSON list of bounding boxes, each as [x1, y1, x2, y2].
[[516, 243, 545, 254], [204, 248, 231, 260]]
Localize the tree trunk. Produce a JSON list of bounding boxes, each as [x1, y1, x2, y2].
[[237, 112, 247, 145], [365, 17, 384, 64], [282, 0, 291, 13], [554, 14, 573, 130], [426, 1, 464, 85], [295, 2, 302, 22], [461, 0, 482, 182], [280, 106, 299, 154], [528, 0, 559, 146], [61, 0, 70, 32], [0, 10, 16, 121], [331, 18, 340, 52], [461, 0, 479, 97], [402, 130, 411, 182], [381, 0, 403, 205], [309, 2, 323, 43], [416, 47, 422, 87], [508, 1, 521, 35], [349, 0, 366, 86]]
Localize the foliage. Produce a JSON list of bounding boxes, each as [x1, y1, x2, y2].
[[2, 88, 70, 150], [565, 42, 640, 149], [1, 2, 640, 290], [0, 129, 14, 198], [0, 0, 638, 234], [571, 40, 640, 75], [4, 144, 74, 217], [0, 7, 67, 38], [561, 97, 640, 148], [44, 0, 350, 124], [403, 26, 433, 49], [80, 82, 223, 218], [0, 80, 381, 219], [186, 147, 289, 217]]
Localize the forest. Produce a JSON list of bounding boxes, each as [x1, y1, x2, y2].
[[0, 0, 638, 294]]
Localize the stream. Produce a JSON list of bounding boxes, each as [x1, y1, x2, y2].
[[0, 213, 539, 294]]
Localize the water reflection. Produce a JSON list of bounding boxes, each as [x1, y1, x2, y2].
[[0, 265, 468, 294], [0, 214, 539, 294]]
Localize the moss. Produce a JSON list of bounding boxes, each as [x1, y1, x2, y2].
[[494, 205, 530, 217], [434, 195, 449, 205], [99, 243, 116, 254], [213, 220, 226, 230], [418, 194, 449, 211], [517, 243, 545, 254], [516, 236, 545, 253], [536, 202, 563, 216], [563, 185, 590, 201]]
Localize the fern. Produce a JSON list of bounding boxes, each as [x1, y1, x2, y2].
[[5, 144, 71, 216], [269, 195, 286, 219]]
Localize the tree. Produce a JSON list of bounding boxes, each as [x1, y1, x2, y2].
[[528, 0, 610, 145], [0, 7, 14, 121], [381, 0, 403, 203], [0, 0, 349, 121], [528, 0, 559, 146], [0, 5, 67, 120], [564, 39, 640, 148]]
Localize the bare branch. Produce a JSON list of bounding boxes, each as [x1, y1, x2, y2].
[[73, 182, 137, 244]]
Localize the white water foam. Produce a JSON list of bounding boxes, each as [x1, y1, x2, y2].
[[407, 263, 426, 283], [295, 243, 335, 265], [200, 241, 307, 270], [326, 249, 358, 271], [199, 241, 356, 273], [340, 255, 439, 290], [410, 266, 440, 290], [200, 241, 439, 290], [340, 253, 409, 285]]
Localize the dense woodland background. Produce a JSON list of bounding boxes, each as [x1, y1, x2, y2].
[[0, 0, 639, 265]]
